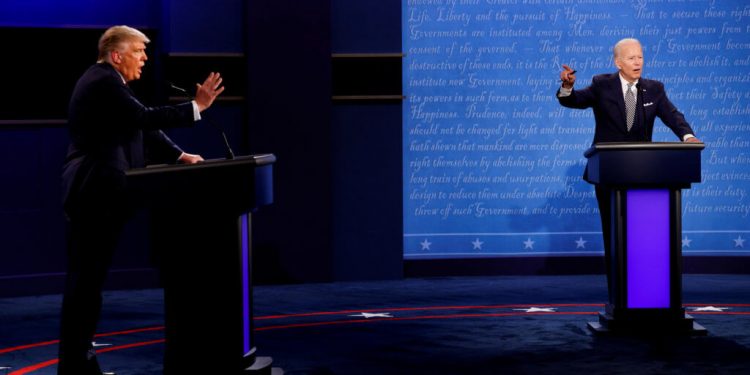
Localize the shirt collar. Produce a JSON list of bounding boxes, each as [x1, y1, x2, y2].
[[618, 73, 638, 95], [115, 69, 127, 85]]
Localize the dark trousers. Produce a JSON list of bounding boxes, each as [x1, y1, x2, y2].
[[594, 185, 614, 303], [58, 213, 126, 375]]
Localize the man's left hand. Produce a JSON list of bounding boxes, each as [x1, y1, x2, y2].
[[685, 137, 702, 143], [194, 72, 225, 112], [178, 152, 204, 164]]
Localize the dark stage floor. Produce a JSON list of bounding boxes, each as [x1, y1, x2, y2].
[[1, 274, 749, 374]]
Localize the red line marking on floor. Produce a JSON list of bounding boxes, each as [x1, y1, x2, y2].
[[94, 326, 165, 338], [0, 326, 164, 355], [7, 358, 58, 375], [684, 303, 750, 307], [254, 303, 606, 320], [690, 311, 750, 315], [7, 339, 165, 375], [2, 303, 748, 360], [0, 341, 59, 355], [255, 311, 601, 331]]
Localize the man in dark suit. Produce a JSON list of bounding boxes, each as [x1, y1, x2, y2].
[[59, 25, 225, 375], [556, 38, 701, 299]]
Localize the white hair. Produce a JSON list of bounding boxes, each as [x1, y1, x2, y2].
[[613, 38, 641, 59]]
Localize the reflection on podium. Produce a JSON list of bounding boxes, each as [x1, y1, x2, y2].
[[126, 154, 282, 373]]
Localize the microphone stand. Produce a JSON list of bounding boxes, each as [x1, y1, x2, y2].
[[168, 82, 235, 160], [636, 82, 648, 141]]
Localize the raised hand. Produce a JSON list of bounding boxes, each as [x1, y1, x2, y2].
[[194, 72, 225, 112], [560, 64, 576, 89]]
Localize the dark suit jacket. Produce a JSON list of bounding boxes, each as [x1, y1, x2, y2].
[[557, 72, 695, 181], [62, 63, 195, 218], [558, 72, 694, 143]]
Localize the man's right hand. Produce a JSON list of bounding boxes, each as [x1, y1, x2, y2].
[[194, 72, 225, 112], [560, 64, 576, 89]]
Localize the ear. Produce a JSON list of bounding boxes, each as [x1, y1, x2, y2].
[[110, 51, 121, 64]]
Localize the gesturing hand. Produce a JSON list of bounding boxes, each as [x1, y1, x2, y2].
[[194, 72, 225, 112], [560, 64, 576, 89]]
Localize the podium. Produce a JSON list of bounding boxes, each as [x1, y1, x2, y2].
[[125, 154, 279, 374], [583, 142, 707, 335]]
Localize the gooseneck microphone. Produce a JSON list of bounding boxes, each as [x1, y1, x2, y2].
[[635, 82, 648, 141], [167, 81, 235, 160]]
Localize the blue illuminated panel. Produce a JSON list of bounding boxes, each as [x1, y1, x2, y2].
[[241, 213, 251, 353], [626, 190, 670, 309]]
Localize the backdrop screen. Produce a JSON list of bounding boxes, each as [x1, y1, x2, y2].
[[403, 0, 750, 258]]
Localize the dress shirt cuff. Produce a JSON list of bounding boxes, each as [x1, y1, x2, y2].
[[191, 101, 201, 121], [683, 134, 696, 141], [557, 86, 572, 97]]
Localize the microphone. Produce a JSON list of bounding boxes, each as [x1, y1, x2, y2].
[[635, 82, 648, 141], [167, 81, 235, 160]]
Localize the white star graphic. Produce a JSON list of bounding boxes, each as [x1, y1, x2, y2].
[[513, 307, 557, 313], [472, 238, 484, 250], [420, 239, 432, 250], [575, 237, 587, 249], [682, 236, 692, 248], [734, 235, 745, 248], [91, 342, 112, 347], [690, 306, 729, 312], [348, 312, 393, 319], [523, 238, 535, 249]]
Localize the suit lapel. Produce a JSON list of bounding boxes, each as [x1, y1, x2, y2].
[[102, 63, 145, 168]]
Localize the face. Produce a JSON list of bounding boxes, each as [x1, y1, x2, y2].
[[614, 41, 643, 83], [112, 39, 148, 82]]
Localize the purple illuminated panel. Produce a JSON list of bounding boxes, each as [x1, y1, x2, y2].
[[627, 189, 670, 308], [241, 213, 251, 353]]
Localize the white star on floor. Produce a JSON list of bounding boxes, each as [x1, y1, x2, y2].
[[682, 236, 692, 248], [734, 235, 745, 248], [472, 238, 484, 250], [420, 239, 432, 250], [690, 306, 729, 312], [575, 237, 587, 249], [348, 312, 393, 319], [523, 238, 535, 250], [513, 307, 557, 313]]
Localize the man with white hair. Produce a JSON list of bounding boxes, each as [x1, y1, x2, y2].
[[59, 25, 225, 375], [556, 38, 700, 301]]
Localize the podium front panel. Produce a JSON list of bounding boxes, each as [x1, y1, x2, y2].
[[626, 189, 671, 308]]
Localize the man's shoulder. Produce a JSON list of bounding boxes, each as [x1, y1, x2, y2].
[[639, 77, 665, 90], [591, 72, 618, 84], [75, 63, 122, 91], [82, 63, 118, 80]]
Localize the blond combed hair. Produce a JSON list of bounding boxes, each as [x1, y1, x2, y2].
[[97, 25, 150, 63]]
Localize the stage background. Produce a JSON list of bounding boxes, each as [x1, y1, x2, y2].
[[403, 0, 750, 259], [0, 0, 404, 296], [1, 1, 749, 297]]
